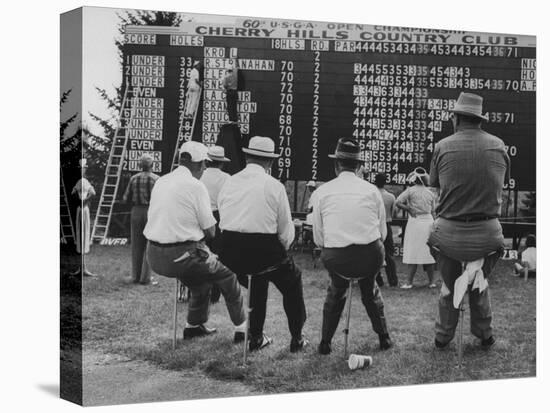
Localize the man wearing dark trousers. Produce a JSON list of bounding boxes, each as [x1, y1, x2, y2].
[[374, 172, 398, 287], [123, 154, 159, 285], [428, 92, 510, 349], [145, 141, 247, 341], [311, 138, 393, 355], [218, 136, 308, 353]]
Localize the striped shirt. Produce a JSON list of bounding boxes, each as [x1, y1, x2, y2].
[[123, 171, 159, 206]]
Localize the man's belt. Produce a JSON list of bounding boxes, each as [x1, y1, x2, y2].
[[446, 215, 497, 223], [148, 239, 201, 248]]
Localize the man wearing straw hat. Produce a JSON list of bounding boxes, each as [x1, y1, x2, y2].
[[428, 92, 510, 349], [218, 136, 308, 352], [122, 154, 159, 285], [201, 145, 231, 302], [144, 141, 247, 340], [311, 138, 393, 355]]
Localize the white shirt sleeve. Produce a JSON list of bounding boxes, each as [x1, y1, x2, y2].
[[276, 184, 295, 250], [376, 191, 387, 241], [195, 183, 217, 230], [311, 192, 324, 247]]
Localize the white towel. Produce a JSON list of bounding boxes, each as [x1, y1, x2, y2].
[[453, 258, 489, 308]]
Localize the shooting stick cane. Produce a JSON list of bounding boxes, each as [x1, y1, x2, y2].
[[243, 274, 252, 365], [343, 279, 354, 358], [172, 279, 179, 350]]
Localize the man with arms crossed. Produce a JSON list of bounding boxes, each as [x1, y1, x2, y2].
[[312, 138, 393, 355], [428, 92, 510, 349], [144, 141, 247, 341]]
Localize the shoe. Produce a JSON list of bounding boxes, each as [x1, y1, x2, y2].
[[183, 324, 217, 339], [318, 340, 332, 355], [434, 338, 449, 349], [140, 279, 159, 286], [83, 270, 99, 278], [481, 336, 496, 349], [290, 335, 309, 353], [249, 334, 273, 351], [400, 284, 413, 289], [379, 334, 393, 350], [233, 331, 245, 343], [428, 283, 437, 289]]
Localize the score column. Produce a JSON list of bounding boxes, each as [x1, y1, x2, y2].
[[278, 59, 294, 180]]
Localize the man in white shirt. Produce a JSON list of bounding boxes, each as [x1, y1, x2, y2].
[[200, 145, 231, 302], [144, 141, 246, 341], [311, 138, 393, 355], [218, 136, 308, 353]]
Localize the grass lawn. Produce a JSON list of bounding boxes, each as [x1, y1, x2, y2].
[[73, 245, 536, 401]]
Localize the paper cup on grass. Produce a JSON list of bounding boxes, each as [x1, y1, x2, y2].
[[348, 354, 373, 370]]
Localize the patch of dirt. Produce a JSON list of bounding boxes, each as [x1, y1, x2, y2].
[[82, 351, 258, 406]]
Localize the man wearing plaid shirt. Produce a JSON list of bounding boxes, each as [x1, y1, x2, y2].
[[123, 154, 160, 285]]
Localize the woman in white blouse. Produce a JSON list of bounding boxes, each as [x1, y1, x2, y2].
[[395, 167, 437, 289], [71, 158, 98, 277]]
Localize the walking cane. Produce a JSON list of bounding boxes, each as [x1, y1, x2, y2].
[[172, 279, 179, 350], [343, 279, 354, 358], [456, 262, 466, 369], [242, 274, 253, 365]]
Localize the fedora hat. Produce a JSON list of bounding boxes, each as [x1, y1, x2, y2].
[[328, 138, 363, 161], [450, 92, 488, 121], [242, 136, 280, 158], [207, 145, 230, 162]]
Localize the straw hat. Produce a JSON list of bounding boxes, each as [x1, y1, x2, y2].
[[242, 136, 279, 158], [207, 146, 230, 162], [450, 92, 488, 121]]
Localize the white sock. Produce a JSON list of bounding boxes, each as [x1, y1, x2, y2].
[[234, 320, 247, 332]]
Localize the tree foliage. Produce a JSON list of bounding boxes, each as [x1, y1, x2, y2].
[[86, 10, 183, 190]]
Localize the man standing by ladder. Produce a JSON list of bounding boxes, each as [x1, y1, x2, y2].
[[123, 154, 159, 285]]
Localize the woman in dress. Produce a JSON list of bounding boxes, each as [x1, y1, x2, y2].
[[71, 158, 98, 277], [395, 167, 437, 289]]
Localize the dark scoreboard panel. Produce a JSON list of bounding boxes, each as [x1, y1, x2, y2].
[[120, 18, 536, 190]]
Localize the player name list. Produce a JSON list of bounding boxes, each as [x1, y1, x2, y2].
[[120, 21, 536, 190]]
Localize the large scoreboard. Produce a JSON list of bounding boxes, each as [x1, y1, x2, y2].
[[120, 16, 536, 190]]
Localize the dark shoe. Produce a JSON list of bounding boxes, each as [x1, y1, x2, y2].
[[318, 340, 332, 355], [249, 334, 273, 351], [379, 334, 393, 350], [290, 335, 309, 353], [183, 324, 217, 340], [434, 338, 449, 349], [481, 336, 496, 349], [233, 331, 245, 343]]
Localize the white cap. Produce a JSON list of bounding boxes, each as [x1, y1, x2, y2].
[[179, 141, 210, 162]]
